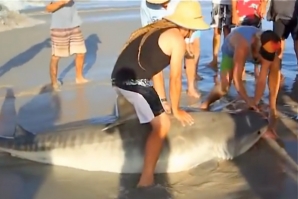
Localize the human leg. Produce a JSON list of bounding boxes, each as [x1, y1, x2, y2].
[[290, 19, 298, 66], [69, 26, 88, 84], [293, 40, 298, 65], [222, 25, 231, 38], [115, 84, 170, 187], [273, 19, 291, 83], [209, 28, 222, 70], [200, 55, 233, 109], [185, 31, 201, 98], [209, 3, 222, 70], [50, 28, 71, 88], [138, 112, 170, 187]]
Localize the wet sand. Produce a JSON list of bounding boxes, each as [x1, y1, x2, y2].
[[0, 5, 297, 199]]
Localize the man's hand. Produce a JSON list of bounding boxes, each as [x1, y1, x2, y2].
[[161, 101, 172, 114], [46, 0, 70, 12], [247, 98, 260, 112], [173, 109, 194, 127], [262, 113, 279, 139]]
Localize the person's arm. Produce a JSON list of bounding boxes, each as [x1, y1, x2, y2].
[[232, 46, 250, 102], [152, 72, 167, 100], [254, 59, 271, 104], [257, 0, 269, 18], [231, 0, 237, 14], [231, 0, 238, 23], [169, 36, 186, 114], [46, 0, 68, 13], [267, 55, 281, 117]]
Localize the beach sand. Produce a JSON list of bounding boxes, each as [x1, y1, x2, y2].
[[0, 6, 297, 199]]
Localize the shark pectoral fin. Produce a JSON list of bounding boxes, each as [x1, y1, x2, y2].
[[102, 114, 137, 132], [14, 125, 34, 138]]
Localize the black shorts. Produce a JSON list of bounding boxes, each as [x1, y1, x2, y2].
[[273, 19, 298, 40], [113, 79, 164, 124], [210, 3, 233, 28]]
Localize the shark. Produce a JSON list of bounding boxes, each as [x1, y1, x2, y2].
[[0, 95, 269, 173]]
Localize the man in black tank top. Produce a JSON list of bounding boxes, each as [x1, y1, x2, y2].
[[111, 1, 209, 187]]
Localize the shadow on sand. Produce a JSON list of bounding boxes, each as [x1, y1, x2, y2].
[[0, 86, 61, 199], [58, 34, 101, 82], [0, 38, 51, 78]]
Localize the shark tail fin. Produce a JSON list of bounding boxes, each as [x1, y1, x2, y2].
[[14, 125, 34, 138]]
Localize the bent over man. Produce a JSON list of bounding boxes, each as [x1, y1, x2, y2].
[[200, 26, 281, 135], [112, 1, 209, 187]]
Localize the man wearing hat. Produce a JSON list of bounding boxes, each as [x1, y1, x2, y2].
[[112, 1, 209, 187], [200, 26, 281, 138], [140, 0, 204, 106]]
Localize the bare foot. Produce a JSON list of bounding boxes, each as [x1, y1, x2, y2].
[[76, 77, 89, 84], [51, 80, 61, 90], [187, 89, 201, 98], [137, 174, 154, 188], [161, 101, 171, 114], [208, 60, 218, 71]]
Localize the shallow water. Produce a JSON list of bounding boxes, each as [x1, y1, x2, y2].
[[0, 4, 297, 199]]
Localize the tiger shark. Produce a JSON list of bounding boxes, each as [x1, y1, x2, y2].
[[0, 95, 269, 173]]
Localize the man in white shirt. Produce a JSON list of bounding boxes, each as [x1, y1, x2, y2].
[[140, 0, 204, 105], [209, 0, 233, 70]]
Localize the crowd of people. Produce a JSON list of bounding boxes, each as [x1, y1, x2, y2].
[[46, 0, 298, 188]]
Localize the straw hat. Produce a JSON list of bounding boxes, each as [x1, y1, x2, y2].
[[146, 0, 169, 4], [163, 1, 210, 30]]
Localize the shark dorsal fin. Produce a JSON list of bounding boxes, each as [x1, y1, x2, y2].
[[114, 94, 136, 119], [102, 94, 137, 131], [14, 125, 34, 138]]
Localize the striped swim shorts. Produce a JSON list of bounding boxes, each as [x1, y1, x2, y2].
[[50, 26, 86, 57]]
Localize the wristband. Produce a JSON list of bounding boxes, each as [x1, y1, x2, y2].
[[160, 98, 167, 102]]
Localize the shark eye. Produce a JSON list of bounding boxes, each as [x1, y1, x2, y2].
[[257, 131, 261, 135]]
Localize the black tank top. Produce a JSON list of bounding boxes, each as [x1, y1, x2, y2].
[[111, 28, 171, 82]]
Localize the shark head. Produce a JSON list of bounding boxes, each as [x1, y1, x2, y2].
[[212, 110, 269, 160]]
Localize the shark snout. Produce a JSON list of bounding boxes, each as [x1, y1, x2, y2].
[[234, 126, 268, 157], [214, 125, 268, 160]]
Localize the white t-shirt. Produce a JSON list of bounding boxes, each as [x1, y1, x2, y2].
[[211, 0, 231, 5], [140, 0, 179, 27]]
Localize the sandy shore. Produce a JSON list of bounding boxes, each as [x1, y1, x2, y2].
[[0, 6, 297, 199]]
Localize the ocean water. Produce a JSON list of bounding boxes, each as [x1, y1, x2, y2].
[[0, 0, 141, 10]]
